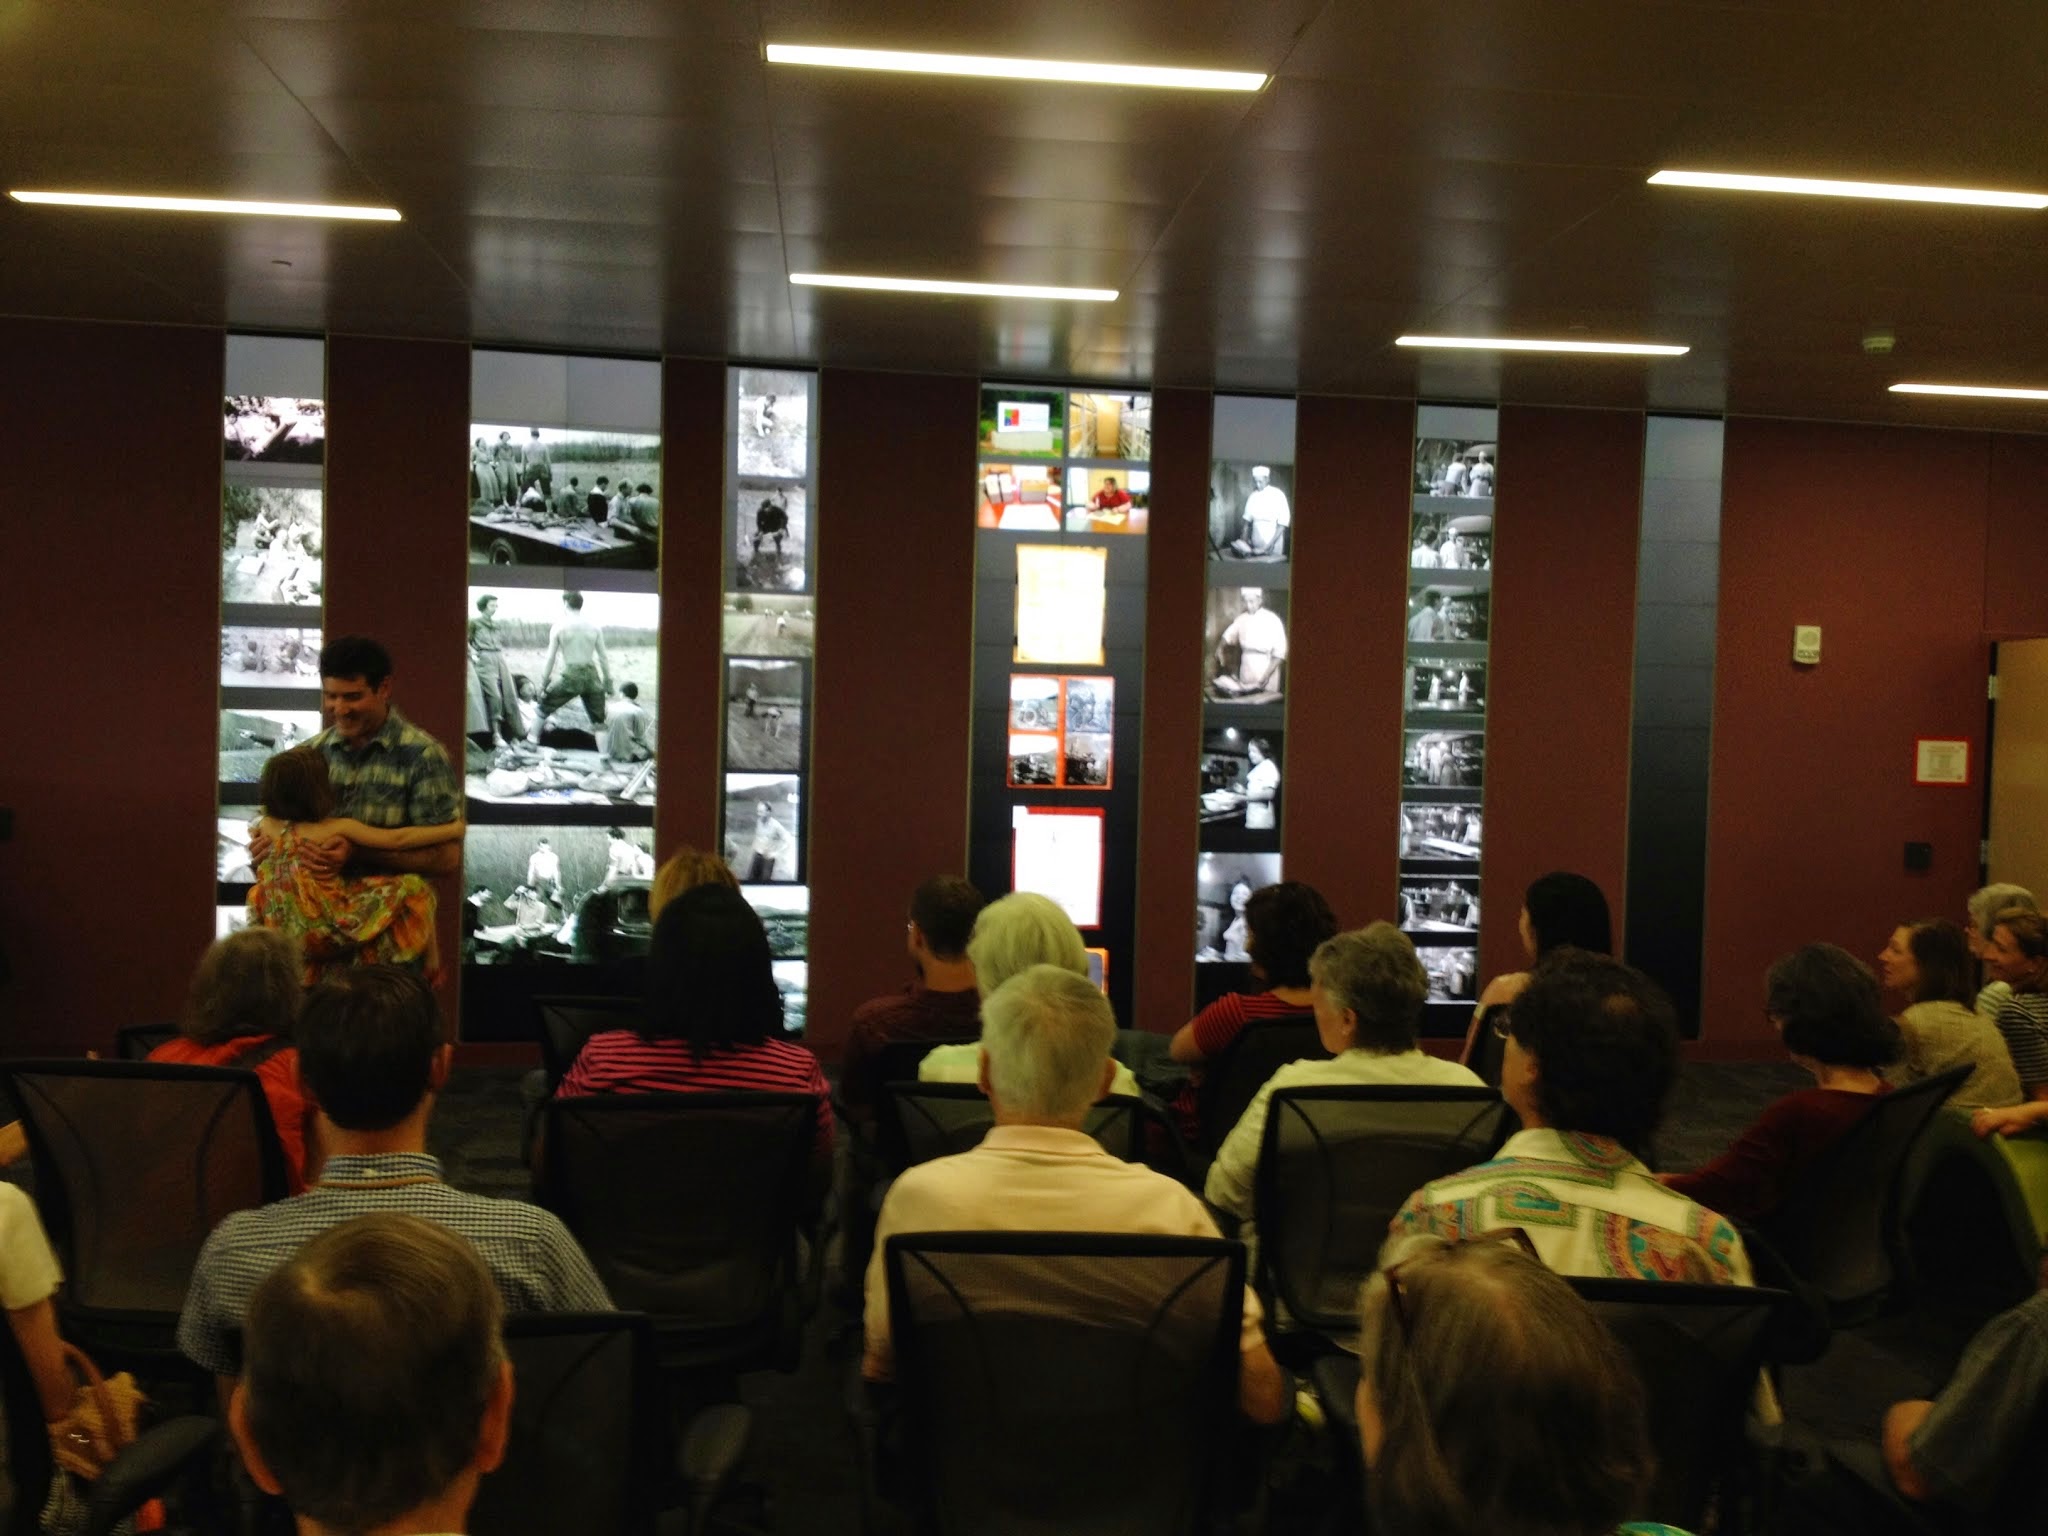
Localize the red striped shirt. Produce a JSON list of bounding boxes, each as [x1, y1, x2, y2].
[[556, 1032, 833, 1159], [1172, 991, 1319, 1140]]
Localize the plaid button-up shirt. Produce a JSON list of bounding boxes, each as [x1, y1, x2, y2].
[[311, 708, 461, 830]]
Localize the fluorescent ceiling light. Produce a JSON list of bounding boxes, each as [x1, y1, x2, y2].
[[766, 43, 1264, 92], [9, 190, 401, 221], [1891, 383, 2048, 402], [792, 272, 1117, 302], [1648, 170, 2047, 210], [1396, 335, 1689, 357]]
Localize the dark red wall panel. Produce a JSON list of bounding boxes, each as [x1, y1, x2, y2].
[[656, 358, 726, 854], [805, 370, 978, 1059], [0, 320, 223, 1052], [1984, 434, 2048, 640]]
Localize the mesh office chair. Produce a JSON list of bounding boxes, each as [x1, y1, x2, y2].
[[1194, 1018, 1326, 1155], [1254, 1086, 1513, 1335], [0, 1060, 288, 1369], [883, 1231, 1245, 1536], [532, 994, 640, 1091], [875, 1083, 1145, 1176]]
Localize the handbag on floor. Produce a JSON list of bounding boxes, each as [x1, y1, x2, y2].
[[41, 1342, 161, 1535]]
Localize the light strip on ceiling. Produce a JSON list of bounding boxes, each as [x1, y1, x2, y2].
[[1890, 383, 2048, 402], [1648, 170, 2048, 210], [765, 43, 1265, 92], [9, 190, 402, 221], [1396, 335, 1690, 357], [792, 272, 1118, 302]]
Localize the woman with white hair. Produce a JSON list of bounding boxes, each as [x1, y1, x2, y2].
[[1966, 884, 2037, 1019]]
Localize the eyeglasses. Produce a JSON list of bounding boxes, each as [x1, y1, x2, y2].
[[1382, 1226, 1540, 1348]]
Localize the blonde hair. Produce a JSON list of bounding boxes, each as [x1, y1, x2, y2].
[[648, 846, 739, 921], [965, 893, 1089, 999]]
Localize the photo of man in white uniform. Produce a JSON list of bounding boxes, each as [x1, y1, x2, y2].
[[1209, 587, 1289, 700]]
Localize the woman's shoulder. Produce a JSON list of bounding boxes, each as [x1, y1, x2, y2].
[[1477, 970, 1531, 1009]]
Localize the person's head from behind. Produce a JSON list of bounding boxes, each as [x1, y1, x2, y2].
[[908, 876, 984, 969], [1354, 1233, 1650, 1536], [561, 590, 584, 613], [1878, 919, 1975, 1008], [1966, 883, 2037, 954], [978, 965, 1116, 1125], [1244, 881, 1337, 987], [1984, 908, 2048, 991], [319, 636, 394, 746], [644, 884, 782, 1056], [619, 681, 638, 703], [297, 967, 447, 1133], [1519, 872, 1612, 963], [1310, 923, 1428, 1056], [1765, 944, 1901, 1070], [965, 892, 1089, 1000], [184, 928, 302, 1047], [647, 846, 739, 921], [260, 746, 337, 824], [231, 1213, 512, 1536], [1502, 951, 1677, 1161]]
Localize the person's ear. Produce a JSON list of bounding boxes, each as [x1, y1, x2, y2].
[[429, 1043, 455, 1093], [976, 1050, 994, 1099], [474, 1359, 516, 1475], [228, 1383, 285, 1497], [1338, 1007, 1360, 1049], [1097, 1058, 1117, 1100]]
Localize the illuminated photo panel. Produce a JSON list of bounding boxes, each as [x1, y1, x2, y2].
[[1014, 545, 1107, 666]]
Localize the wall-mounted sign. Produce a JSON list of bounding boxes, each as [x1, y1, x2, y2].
[[1915, 738, 1970, 786]]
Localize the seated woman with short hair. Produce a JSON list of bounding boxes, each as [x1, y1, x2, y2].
[[1460, 871, 1613, 1075], [1877, 918, 2021, 1111]]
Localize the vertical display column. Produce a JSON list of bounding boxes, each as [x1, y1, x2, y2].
[[722, 368, 820, 1036], [1400, 404, 1498, 1031], [969, 385, 1151, 1021], [458, 351, 663, 1036], [1195, 396, 1298, 1007], [217, 337, 328, 934]]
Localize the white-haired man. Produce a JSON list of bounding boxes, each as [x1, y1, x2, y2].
[[864, 963, 1286, 1423]]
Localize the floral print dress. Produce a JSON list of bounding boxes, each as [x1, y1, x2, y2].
[[249, 823, 438, 982]]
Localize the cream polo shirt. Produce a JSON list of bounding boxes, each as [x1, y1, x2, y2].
[[917, 1043, 1140, 1099], [0, 1182, 62, 1310], [863, 1125, 1266, 1379]]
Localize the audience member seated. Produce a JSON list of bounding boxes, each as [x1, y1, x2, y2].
[[180, 966, 610, 1379], [648, 844, 738, 922], [1460, 871, 1614, 1068], [556, 882, 832, 1165], [1966, 882, 2036, 1019], [1977, 907, 2048, 1100], [1878, 919, 2021, 1110], [1395, 951, 1753, 1285], [1166, 881, 1338, 1139], [1205, 923, 1484, 1219], [1354, 1231, 1680, 1536], [1666, 945, 1900, 1225], [916, 893, 1140, 1099], [2, 1181, 77, 1425], [149, 927, 317, 1190], [840, 876, 986, 1122], [229, 1213, 514, 1536], [866, 964, 1287, 1423]]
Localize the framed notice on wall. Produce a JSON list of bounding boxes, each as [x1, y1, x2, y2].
[[1915, 738, 1970, 786], [1011, 805, 1105, 928], [1014, 545, 1108, 665]]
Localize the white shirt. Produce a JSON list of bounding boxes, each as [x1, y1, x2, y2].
[[1220, 607, 1288, 684], [1408, 607, 1445, 642], [1410, 542, 1439, 568], [0, 1183, 62, 1310], [749, 814, 793, 863], [526, 848, 560, 886], [1241, 484, 1291, 552], [1243, 758, 1280, 831], [604, 839, 642, 885]]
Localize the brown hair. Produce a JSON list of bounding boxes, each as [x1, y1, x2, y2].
[[260, 746, 336, 824], [1995, 908, 2048, 992], [182, 929, 302, 1046], [1903, 919, 1975, 1008], [648, 845, 739, 921]]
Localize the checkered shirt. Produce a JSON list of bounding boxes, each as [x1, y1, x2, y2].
[[309, 708, 461, 830], [176, 1153, 612, 1374]]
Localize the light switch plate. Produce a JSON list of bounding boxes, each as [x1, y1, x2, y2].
[[1793, 625, 1822, 665]]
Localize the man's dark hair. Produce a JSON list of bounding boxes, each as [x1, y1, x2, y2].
[[241, 1213, 503, 1534], [643, 885, 784, 1055], [1766, 944, 1902, 1068], [606, 825, 625, 840], [297, 967, 444, 1131], [620, 682, 638, 701], [1509, 951, 1678, 1160], [637, 482, 653, 494], [1245, 881, 1338, 988], [319, 636, 392, 688], [911, 876, 985, 961], [1903, 919, 1975, 1008], [1524, 872, 1613, 957], [474, 594, 495, 614], [562, 591, 585, 611]]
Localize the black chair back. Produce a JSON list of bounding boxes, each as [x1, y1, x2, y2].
[[884, 1231, 1244, 1536], [470, 1312, 663, 1536], [0, 1292, 53, 1536], [1756, 1064, 1971, 1323], [1567, 1279, 1791, 1530], [1466, 1009, 1508, 1087], [1255, 1086, 1513, 1332], [870, 1035, 978, 1091], [532, 995, 640, 1091], [0, 1061, 288, 1348], [114, 1022, 180, 1062], [1195, 1017, 1326, 1154], [875, 1083, 1145, 1175], [533, 1092, 816, 1373]]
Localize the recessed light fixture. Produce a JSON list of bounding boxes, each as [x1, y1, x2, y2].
[[765, 43, 1265, 92], [9, 190, 402, 221], [1647, 170, 2048, 210], [1396, 335, 1689, 357], [1890, 383, 2048, 402], [791, 272, 1117, 302]]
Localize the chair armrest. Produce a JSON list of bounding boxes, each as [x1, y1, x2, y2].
[[84, 1416, 219, 1536]]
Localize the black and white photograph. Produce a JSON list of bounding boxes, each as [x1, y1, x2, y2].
[[1063, 466, 1149, 535], [722, 593, 814, 657], [1009, 675, 1061, 732], [1414, 438, 1497, 499], [1417, 945, 1480, 1003], [1205, 586, 1289, 703], [1208, 460, 1293, 561], [222, 486, 323, 606], [724, 773, 801, 883], [736, 368, 811, 480], [1200, 726, 1283, 841], [225, 395, 324, 464], [461, 824, 656, 966], [1408, 512, 1494, 571], [1063, 676, 1114, 733], [1008, 734, 1060, 788], [726, 658, 804, 773], [1196, 851, 1283, 964], [773, 959, 808, 1037], [221, 626, 322, 689], [744, 885, 809, 960], [1406, 585, 1489, 644], [219, 708, 321, 783], [1400, 876, 1482, 936], [1407, 658, 1487, 714], [468, 423, 660, 570], [1066, 392, 1151, 462], [733, 484, 808, 592], [1063, 731, 1111, 788], [217, 813, 255, 884], [980, 386, 1064, 459], [1403, 729, 1485, 790], [1400, 802, 1483, 865]]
